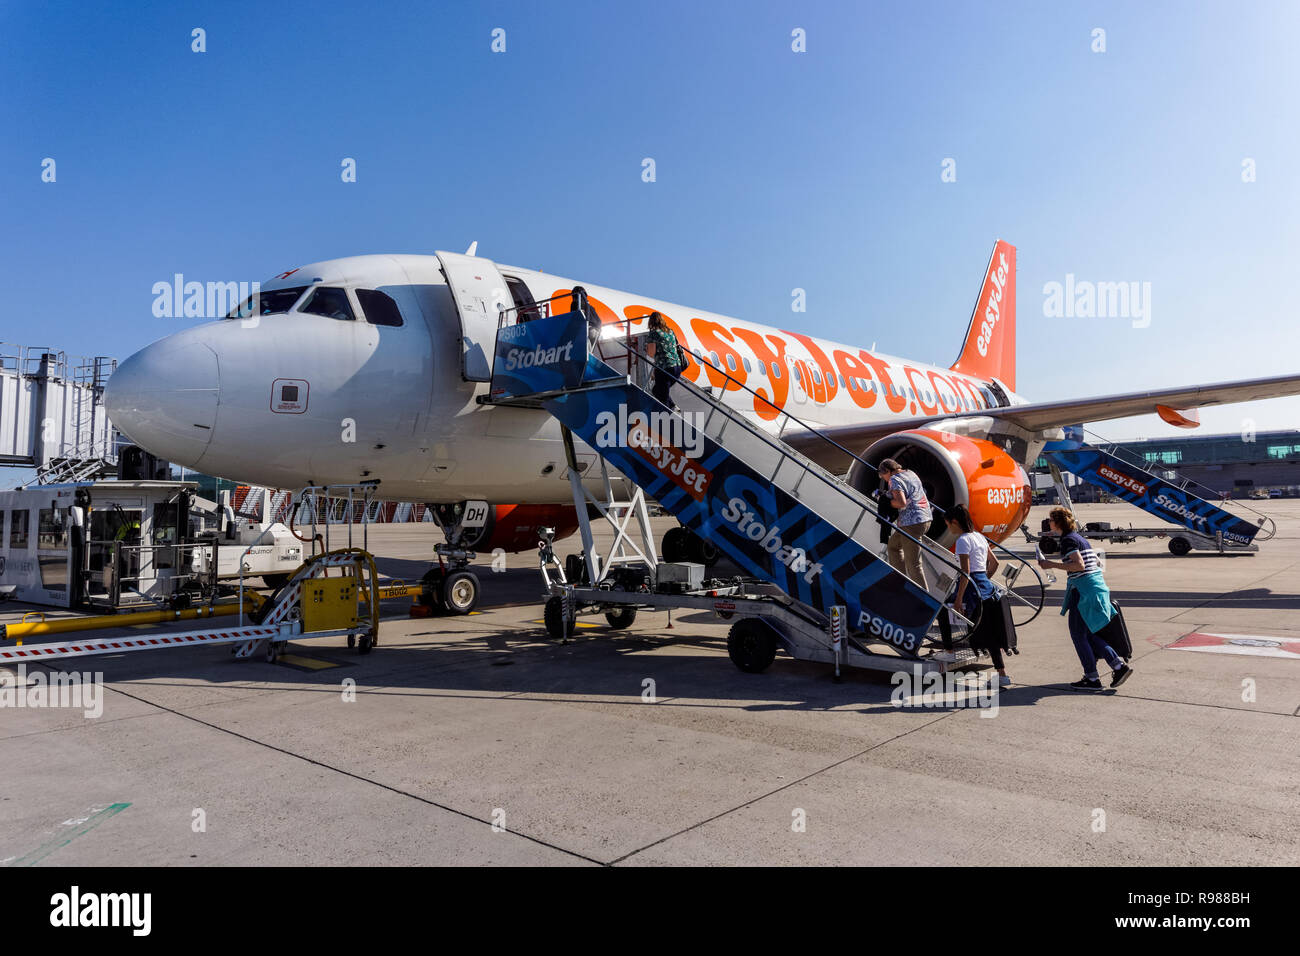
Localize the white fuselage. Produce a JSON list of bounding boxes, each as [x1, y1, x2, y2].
[[105, 253, 1015, 502]]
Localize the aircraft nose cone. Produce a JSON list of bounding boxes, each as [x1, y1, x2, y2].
[[105, 337, 219, 467]]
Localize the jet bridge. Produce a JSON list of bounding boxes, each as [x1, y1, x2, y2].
[[0, 344, 117, 481], [484, 302, 1045, 677]]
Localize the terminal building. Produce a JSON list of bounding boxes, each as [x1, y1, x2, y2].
[[1033, 429, 1300, 501]]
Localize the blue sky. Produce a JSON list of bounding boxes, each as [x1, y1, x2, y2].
[[3, 0, 1298, 461]]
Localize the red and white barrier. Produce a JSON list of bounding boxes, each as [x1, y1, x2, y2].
[[0, 626, 283, 664]]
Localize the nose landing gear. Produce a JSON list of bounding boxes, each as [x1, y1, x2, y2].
[[411, 500, 488, 617]]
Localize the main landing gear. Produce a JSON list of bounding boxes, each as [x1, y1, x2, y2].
[[660, 525, 721, 567]]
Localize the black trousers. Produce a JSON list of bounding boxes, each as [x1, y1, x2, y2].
[[652, 366, 677, 405]]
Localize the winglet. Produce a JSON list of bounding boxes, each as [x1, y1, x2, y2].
[[951, 240, 1016, 391], [465, 240, 478, 256]]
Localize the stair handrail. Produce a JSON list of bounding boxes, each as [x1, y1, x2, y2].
[[642, 335, 1048, 624], [500, 299, 985, 624]]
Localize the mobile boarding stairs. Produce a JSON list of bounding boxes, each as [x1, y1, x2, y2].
[[1034, 437, 1276, 556], [483, 299, 1046, 678]]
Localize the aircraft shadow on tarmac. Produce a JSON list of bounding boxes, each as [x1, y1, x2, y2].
[[29, 602, 1104, 718], [19, 557, 1258, 713]]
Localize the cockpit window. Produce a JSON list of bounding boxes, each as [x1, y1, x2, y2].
[[300, 287, 355, 321], [224, 286, 308, 319], [355, 289, 404, 327]]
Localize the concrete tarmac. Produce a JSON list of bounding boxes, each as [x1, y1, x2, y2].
[[2, 502, 1297, 866]]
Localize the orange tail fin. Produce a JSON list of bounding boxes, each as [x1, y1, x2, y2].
[[950, 239, 1016, 391]]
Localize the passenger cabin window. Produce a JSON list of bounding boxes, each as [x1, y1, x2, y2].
[[301, 287, 355, 321], [726, 355, 737, 371], [355, 289, 404, 327], [225, 286, 308, 319], [771, 362, 781, 379], [10, 509, 29, 549]]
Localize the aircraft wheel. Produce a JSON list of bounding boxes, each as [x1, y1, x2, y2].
[[442, 571, 479, 614], [661, 527, 689, 563], [1168, 536, 1192, 556], [544, 595, 574, 640], [690, 533, 720, 567], [727, 619, 778, 673], [421, 568, 446, 611], [605, 605, 637, 629]]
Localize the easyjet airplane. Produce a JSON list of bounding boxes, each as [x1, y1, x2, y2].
[[104, 241, 1300, 561]]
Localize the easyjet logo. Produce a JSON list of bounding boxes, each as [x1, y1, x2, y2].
[[551, 287, 989, 422], [626, 421, 714, 501], [1099, 464, 1148, 496], [976, 252, 1010, 357]]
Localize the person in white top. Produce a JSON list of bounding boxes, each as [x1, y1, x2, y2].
[[945, 504, 1010, 687]]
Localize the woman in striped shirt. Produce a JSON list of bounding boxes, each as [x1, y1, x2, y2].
[[1037, 507, 1135, 691]]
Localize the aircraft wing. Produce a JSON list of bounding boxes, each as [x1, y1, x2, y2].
[[785, 372, 1300, 468]]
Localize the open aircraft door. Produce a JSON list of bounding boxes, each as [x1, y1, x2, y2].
[[436, 251, 514, 382]]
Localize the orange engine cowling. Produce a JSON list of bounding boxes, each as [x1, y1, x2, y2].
[[459, 504, 580, 553], [848, 429, 1031, 545]]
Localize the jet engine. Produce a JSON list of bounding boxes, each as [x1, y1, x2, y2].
[[848, 429, 1032, 545]]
